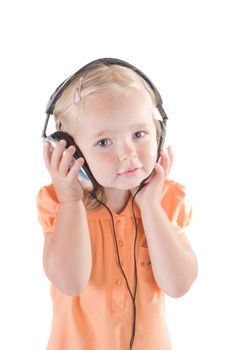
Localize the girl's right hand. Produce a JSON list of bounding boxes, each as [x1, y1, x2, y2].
[[43, 139, 85, 203]]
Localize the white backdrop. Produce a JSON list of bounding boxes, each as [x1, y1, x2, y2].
[[0, 0, 228, 349]]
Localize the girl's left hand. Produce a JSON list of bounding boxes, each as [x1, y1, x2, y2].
[[130, 146, 174, 210]]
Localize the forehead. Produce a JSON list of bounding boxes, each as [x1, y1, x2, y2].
[[78, 88, 154, 129]]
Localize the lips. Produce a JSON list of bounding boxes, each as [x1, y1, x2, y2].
[[118, 167, 140, 175]]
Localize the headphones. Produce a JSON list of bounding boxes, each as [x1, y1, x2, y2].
[[42, 57, 168, 195]]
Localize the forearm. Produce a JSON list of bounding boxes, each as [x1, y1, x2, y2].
[[141, 205, 197, 298], [44, 200, 92, 296]]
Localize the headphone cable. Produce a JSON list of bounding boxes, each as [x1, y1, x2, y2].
[[91, 184, 145, 349]]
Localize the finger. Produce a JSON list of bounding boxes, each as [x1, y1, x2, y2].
[[159, 148, 171, 176], [154, 163, 165, 180], [50, 139, 67, 172], [68, 157, 85, 182], [146, 163, 164, 184], [59, 145, 77, 176], [167, 145, 174, 168], [43, 141, 53, 171], [164, 145, 174, 175]]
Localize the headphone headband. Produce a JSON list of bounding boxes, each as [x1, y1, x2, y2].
[[46, 57, 167, 117], [42, 58, 168, 139]]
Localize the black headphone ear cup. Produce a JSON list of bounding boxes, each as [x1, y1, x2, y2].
[[48, 131, 100, 192], [48, 131, 76, 147], [156, 121, 166, 162]]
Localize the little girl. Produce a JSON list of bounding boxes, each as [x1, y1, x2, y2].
[[36, 58, 198, 350]]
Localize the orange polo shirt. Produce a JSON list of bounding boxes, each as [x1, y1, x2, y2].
[[36, 179, 192, 350]]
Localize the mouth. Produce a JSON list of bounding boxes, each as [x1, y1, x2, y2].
[[118, 167, 141, 177]]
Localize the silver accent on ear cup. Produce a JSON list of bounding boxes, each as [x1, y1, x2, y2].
[[45, 137, 94, 193], [69, 157, 94, 192]]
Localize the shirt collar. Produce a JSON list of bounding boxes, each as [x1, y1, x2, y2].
[[86, 193, 141, 220]]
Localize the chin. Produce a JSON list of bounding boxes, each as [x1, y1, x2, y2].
[[117, 179, 145, 190]]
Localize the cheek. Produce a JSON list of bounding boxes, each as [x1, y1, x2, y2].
[[85, 153, 115, 178]]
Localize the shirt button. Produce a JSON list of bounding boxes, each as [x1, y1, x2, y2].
[[115, 279, 122, 286], [118, 240, 123, 247]]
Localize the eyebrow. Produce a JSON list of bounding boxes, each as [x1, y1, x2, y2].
[[92, 123, 154, 138]]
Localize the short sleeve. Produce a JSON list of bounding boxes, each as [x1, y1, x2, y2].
[[36, 184, 59, 233], [161, 180, 192, 235]]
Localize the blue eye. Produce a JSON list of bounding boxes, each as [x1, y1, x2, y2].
[[97, 139, 112, 148], [134, 131, 146, 138]]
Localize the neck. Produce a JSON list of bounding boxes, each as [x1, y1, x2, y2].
[[104, 188, 131, 214]]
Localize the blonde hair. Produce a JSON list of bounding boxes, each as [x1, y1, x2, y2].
[[53, 63, 163, 211]]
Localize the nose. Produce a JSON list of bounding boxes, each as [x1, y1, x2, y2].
[[118, 142, 137, 162]]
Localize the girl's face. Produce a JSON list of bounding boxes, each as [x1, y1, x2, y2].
[[74, 88, 158, 191]]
